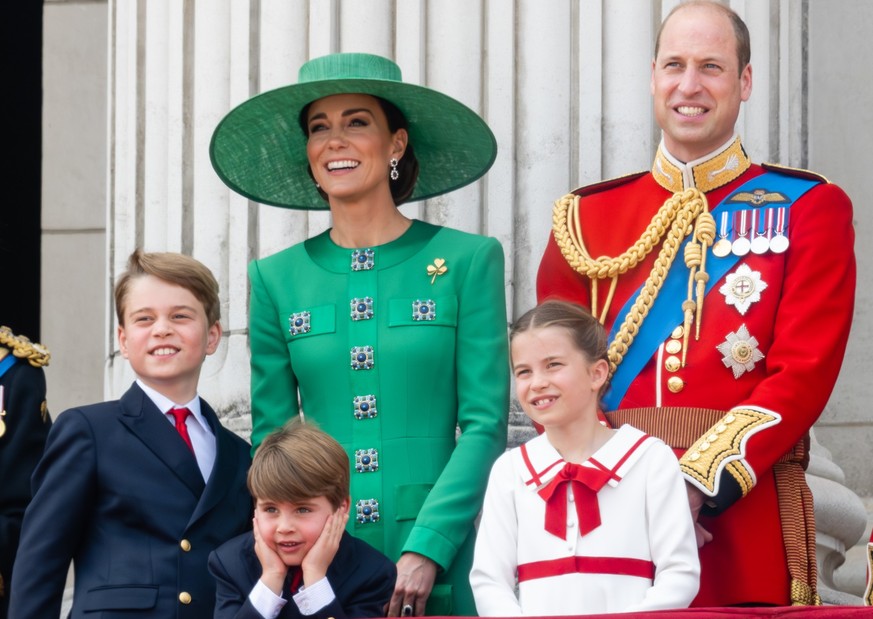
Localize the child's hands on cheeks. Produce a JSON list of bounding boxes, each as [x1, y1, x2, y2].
[[301, 507, 350, 588], [253, 512, 288, 596]]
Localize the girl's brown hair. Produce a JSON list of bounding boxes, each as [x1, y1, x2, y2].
[[510, 300, 610, 397]]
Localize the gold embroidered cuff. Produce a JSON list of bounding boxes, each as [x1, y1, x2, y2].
[[679, 407, 780, 496]]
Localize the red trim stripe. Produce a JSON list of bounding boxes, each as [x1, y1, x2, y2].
[[609, 433, 651, 473], [520, 443, 540, 486], [517, 556, 655, 582], [520, 443, 563, 488]]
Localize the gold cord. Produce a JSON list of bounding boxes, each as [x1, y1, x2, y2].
[[552, 189, 712, 376], [0, 326, 51, 368]]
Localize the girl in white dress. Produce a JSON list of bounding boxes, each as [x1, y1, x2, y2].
[[470, 301, 699, 615]]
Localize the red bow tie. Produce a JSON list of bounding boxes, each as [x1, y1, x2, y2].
[[538, 462, 613, 540]]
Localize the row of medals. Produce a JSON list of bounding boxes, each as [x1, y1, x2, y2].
[[712, 207, 789, 258]]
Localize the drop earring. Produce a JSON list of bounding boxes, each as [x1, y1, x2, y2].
[[390, 158, 399, 181]]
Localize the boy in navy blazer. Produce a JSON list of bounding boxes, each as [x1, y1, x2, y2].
[[10, 250, 252, 618], [209, 420, 396, 619]]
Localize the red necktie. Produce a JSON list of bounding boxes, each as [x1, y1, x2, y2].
[[538, 462, 613, 540], [289, 567, 303, 595], [169, 407, 195, 454]]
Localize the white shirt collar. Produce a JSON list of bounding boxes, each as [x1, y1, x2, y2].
[[135, 378, 211, 434]]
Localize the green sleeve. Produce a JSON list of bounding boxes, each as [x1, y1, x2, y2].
[[401, 236, 509, 569], [248, 258, 301, 452]]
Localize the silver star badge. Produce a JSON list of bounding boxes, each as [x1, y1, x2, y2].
[[719, 264, 768, 315], [716, 324, 765, 379]]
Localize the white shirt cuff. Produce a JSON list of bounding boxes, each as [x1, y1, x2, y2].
[[250, 578, 288, 619], [292, 576, 336, 616]]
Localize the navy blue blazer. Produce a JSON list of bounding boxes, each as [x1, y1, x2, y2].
[[9, 383, 252, 619], [209, 530, 396, 619]]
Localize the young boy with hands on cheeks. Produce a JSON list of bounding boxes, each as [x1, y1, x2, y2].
[[470, 301, 699, 615], [209, 420, 396, 619]]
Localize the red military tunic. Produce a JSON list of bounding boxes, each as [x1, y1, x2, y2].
[[537, 136, 856, 607]]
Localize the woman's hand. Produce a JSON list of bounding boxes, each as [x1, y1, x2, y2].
[[301, 508, 350, 587], [386, 552, 438, 616], [253, 513, 288, 595]]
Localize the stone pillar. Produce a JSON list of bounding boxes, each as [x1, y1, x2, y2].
[[807, 429, 867, 604]]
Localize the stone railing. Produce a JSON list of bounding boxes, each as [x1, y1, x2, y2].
[[808, 430, 868, 605]]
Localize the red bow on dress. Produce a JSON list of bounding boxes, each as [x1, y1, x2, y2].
[[537, 462, 613, 540]]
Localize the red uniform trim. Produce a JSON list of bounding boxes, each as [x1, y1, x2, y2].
[[517, 555, 656, 582]]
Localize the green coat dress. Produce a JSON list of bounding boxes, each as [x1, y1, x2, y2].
[[248, 220, 509, 616]]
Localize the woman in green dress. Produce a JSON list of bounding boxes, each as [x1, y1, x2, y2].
[[211, 53, 509, 616]]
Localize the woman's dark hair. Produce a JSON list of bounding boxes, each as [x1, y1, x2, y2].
[[299, 96, 420, 206]]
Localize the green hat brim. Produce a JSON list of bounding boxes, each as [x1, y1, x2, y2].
[[210, 75, 497, 211]]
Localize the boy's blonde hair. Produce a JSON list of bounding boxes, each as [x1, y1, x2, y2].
[[248, 419, 350, 510], [114, 249, 221, 325]]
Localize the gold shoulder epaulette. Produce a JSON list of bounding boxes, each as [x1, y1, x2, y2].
[[0, 326, 50, 368], [761, 162, 829, 184], [567, 170, 649, 198]]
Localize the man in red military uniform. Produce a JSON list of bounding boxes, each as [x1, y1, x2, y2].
[[537, 0, 856, 607]]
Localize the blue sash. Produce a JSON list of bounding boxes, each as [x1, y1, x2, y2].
[[0, 353, 18, 378], [603, 171, 820, 410]]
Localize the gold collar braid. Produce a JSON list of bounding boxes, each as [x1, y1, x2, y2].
[[652, 136, 751, 193], [552, 189, 715, 376]]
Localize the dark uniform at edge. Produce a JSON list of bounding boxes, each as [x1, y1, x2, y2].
[[0, 326, 52, 619]]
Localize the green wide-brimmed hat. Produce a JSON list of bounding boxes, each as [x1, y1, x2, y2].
[[210, 53, 497, 210]]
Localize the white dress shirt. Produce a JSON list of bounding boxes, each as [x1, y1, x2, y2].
[[136, 379, 217, 481]]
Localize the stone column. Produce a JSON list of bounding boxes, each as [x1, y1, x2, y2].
[[807, 429, 868, 604]]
